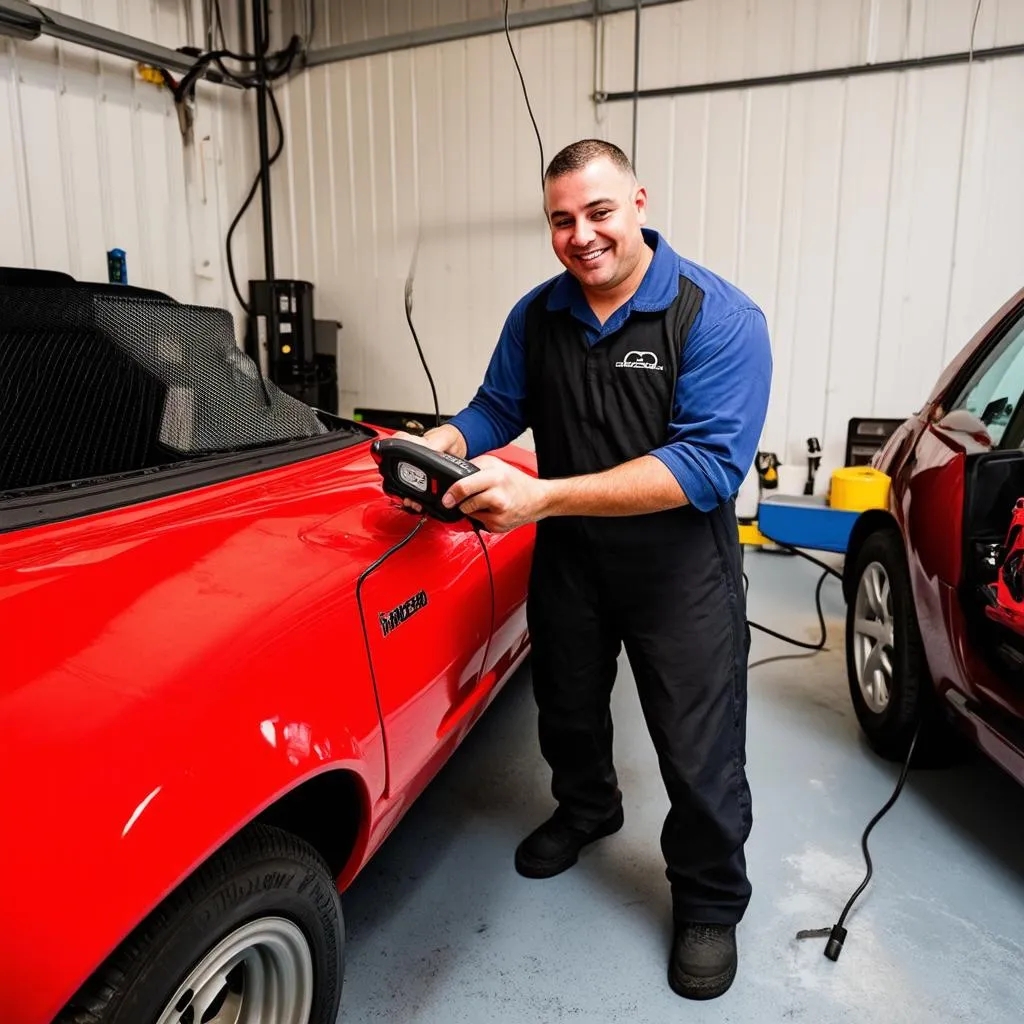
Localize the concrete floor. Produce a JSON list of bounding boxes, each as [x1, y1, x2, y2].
[[339, 550, 1024, 1022]]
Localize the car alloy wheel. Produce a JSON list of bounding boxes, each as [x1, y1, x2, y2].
[[54, 825, 343, 1024], [155, 917, 314, 1024], [853, 560, 895, 714]]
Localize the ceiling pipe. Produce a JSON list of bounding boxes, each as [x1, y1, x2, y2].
[[304, 0, 681, 67]]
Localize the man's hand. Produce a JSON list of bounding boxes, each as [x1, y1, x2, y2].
[[388, 425, 469, 514], [391, 424, 467, 458], [442, 455, 550, 533]]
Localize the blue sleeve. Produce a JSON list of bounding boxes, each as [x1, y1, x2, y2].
[[650, 307, 772, 513], [448, 288, 540, 458]]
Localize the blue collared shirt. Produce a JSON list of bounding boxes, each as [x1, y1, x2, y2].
[[448, 229, 772, 512]]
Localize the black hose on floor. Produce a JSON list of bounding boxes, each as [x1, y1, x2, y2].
[[744, 538, 842, 654], [744, 540, 922, 964], [795, 721, 922, 961]]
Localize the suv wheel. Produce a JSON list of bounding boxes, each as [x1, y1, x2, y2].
[[845, 528, 950, 763]]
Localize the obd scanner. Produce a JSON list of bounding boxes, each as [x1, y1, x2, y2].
[[371, 437, 479, 523]]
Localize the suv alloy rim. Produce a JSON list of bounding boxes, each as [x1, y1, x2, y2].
[[853, 560, 895, 714], [155, 916, 314, 1024]]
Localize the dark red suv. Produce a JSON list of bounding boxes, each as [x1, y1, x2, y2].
[[843, 286, 1024, 781]]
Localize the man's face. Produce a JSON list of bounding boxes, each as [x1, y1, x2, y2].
[[544, 157, 648, 292]]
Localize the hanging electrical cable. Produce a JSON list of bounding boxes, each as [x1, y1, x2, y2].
[[153, 0, 303, 314], [404, 231, 441, 429], [631, 0, 642, 170], [225, 87, 285, 313], [305, 0, 316, 48], [213, 0, 227, 49], [156, 31, 301, 106], [504, 0, 546, 189], [401, 1, 548, 431], [941, 0, 984, 353]]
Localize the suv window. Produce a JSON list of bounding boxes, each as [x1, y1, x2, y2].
[[949, 309, 1024, 447]]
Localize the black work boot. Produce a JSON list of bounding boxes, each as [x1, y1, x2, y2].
[[668, 922, 737, 1000], [514, 807, 624, 878]]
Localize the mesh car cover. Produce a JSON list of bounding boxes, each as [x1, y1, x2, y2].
[[0, 286, 327, 492]]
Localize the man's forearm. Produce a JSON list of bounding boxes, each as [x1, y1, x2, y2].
[[540, 455, 688, 518]]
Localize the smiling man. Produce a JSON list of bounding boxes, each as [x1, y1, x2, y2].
[[406, 139, 771, 1000]]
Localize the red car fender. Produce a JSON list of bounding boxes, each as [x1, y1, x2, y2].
[[0, 452, 392, 1024], [1, 619, 386, 1024]]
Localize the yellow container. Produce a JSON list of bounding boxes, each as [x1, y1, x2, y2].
[[830, 466, 891, 512], [738, 520, 770, 546]]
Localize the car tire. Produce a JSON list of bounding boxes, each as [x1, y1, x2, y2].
[[845, 528, 951, 764], [55, 823, 344, 1024]]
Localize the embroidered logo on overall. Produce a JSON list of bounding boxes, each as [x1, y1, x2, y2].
[[615, 350, 664, 371]]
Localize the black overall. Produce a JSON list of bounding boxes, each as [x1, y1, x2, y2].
[[523, 278, 752, 925]]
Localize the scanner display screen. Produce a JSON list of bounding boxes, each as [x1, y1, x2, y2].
[[397, 460, 428, 493]]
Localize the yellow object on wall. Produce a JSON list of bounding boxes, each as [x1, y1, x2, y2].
[[830, 467, 891, 512], [136, 63, 168, 88]]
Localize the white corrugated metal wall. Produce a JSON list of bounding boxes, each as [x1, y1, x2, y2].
[[10, 1, 1021, 492], [600, 0, 1024, 483], [269, 0, 1024, 495], [0, 0, 259, 332], [272, 0, 597, 426]]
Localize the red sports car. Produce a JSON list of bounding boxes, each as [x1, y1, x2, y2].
[[0, 278, 535, 1024], [844, 285, 1024, 783]]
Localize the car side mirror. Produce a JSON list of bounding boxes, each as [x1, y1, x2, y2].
[[981, 396, 1012, 426], [935, 408, 993, 447]]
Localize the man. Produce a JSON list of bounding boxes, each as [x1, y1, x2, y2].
[[402, 139, 771, 1000]]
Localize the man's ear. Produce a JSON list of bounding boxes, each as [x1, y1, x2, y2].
[[634, 185, 648, 225]]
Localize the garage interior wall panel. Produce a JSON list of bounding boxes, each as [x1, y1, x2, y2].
[[0, 0, 259, 330], [600, 0, 1024, 479], [275, 9, 594, 416], [265, 0, 1024, 486]]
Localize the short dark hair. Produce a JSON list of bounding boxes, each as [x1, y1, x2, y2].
[[543, 139, 635, 183]]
